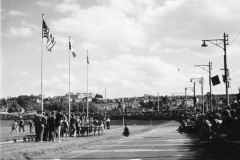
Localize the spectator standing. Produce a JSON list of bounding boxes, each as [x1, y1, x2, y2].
[[76, 117, 80, 137], [70, 114, 76, 137], [99, 120, 105, 134], [28, 120, 34, 134], [48, 111, 56, 142], [33, 111, 40, 142], [39, 112, 47, 142], [62, 116, 69, 141], [106, 117, 110, 130], [19, 117, 25, 133], [55, 109, 63, 142], [10, 120, 18, 135], [43, 113, 48, 141]]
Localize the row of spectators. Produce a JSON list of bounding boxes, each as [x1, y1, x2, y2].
[[0, 110, 178, 121], [32, 110, 110, 142], [177, 106, 240, 143]]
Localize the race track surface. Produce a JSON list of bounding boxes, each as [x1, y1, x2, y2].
[[35, 120, 205, 160]]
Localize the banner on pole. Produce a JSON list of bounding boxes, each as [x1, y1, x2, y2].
[[211, 75, 220, 86]]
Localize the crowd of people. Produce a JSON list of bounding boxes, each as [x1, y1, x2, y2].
[[6, 103, 240, 144], [177, 106, 240, 143], [9, 109, 111, 142]]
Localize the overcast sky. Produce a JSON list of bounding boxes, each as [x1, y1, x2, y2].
[[1, 0, 240, 99]]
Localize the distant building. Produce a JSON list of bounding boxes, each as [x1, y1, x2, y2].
[[131, 99, 139, 108], [53, 96, 64, 101], [63, 93, 96, 102], [99, 103, 118, 110]]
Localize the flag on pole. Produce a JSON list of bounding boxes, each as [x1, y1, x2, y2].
[[43, 19, 56, 52], [87, 54, 90, 64], [69, 40, 76, 58]]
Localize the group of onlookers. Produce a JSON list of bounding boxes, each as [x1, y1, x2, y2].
[[10, 116, 33, 135], [10, 110, 111, 142], [177, 106, 240, 143]]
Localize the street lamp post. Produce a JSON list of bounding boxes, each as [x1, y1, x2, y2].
[[194, 81, 196, 116], [190, 78, 204, 115], [185, 87, 194, 110], [201, 33, 229, 106], [194, 62, 212, 111]]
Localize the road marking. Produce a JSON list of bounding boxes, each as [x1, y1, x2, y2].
[[147, 139, 199, 142], [111, 143, 195, 146], [112, 149, 191, 152]]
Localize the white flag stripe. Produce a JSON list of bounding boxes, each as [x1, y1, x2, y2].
[[43, 19, 56, 52]]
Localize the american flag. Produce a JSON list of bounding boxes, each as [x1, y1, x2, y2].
[[43, 19, 56, 52]]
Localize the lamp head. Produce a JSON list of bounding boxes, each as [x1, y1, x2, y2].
[[190, 79, 192, 82], [201, 40, 208, 47]]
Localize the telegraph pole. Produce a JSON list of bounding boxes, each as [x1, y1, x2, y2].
[[185, 88, 187, 110], [194, 82, 196, 116], [201, 77, 204, 114], [201, 33, 229, 106], [223, 33, 229, 106], [194, 61, 212, 111]]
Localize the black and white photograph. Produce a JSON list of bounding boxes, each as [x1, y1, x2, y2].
[[1, 0, 240, 159]]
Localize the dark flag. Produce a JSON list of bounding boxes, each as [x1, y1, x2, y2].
[[87, 54, 90, 64], [69, 39, 76, 58], [211, 75, 220, 86]]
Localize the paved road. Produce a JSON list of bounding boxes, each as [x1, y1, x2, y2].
[[37, 120, 205, 160]]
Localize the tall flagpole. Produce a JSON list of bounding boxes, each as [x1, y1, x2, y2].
[[69, 36, 71, 122], [123, 98, 124, 127], [87, 51, 89, 118], [41, 13, 44, 112]]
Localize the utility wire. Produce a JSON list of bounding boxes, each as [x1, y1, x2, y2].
[[229, 30, 240, 45], [228, 19, 240, 36], [213, 54, 223, 70]]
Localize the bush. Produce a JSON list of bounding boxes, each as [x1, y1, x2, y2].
[[8, 107, 15, 113]]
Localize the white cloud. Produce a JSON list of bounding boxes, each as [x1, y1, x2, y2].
[[51, 0, 146, 50], [7, 27, 32, 37], [21, 21, 40, 32], [56, 61, 80, 69], [9, 10, 26, 16], [20, 71, 30, 77], [36, 1, 54, 7], [2, 0, 240, 98], [86, 54, 188, 94]]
